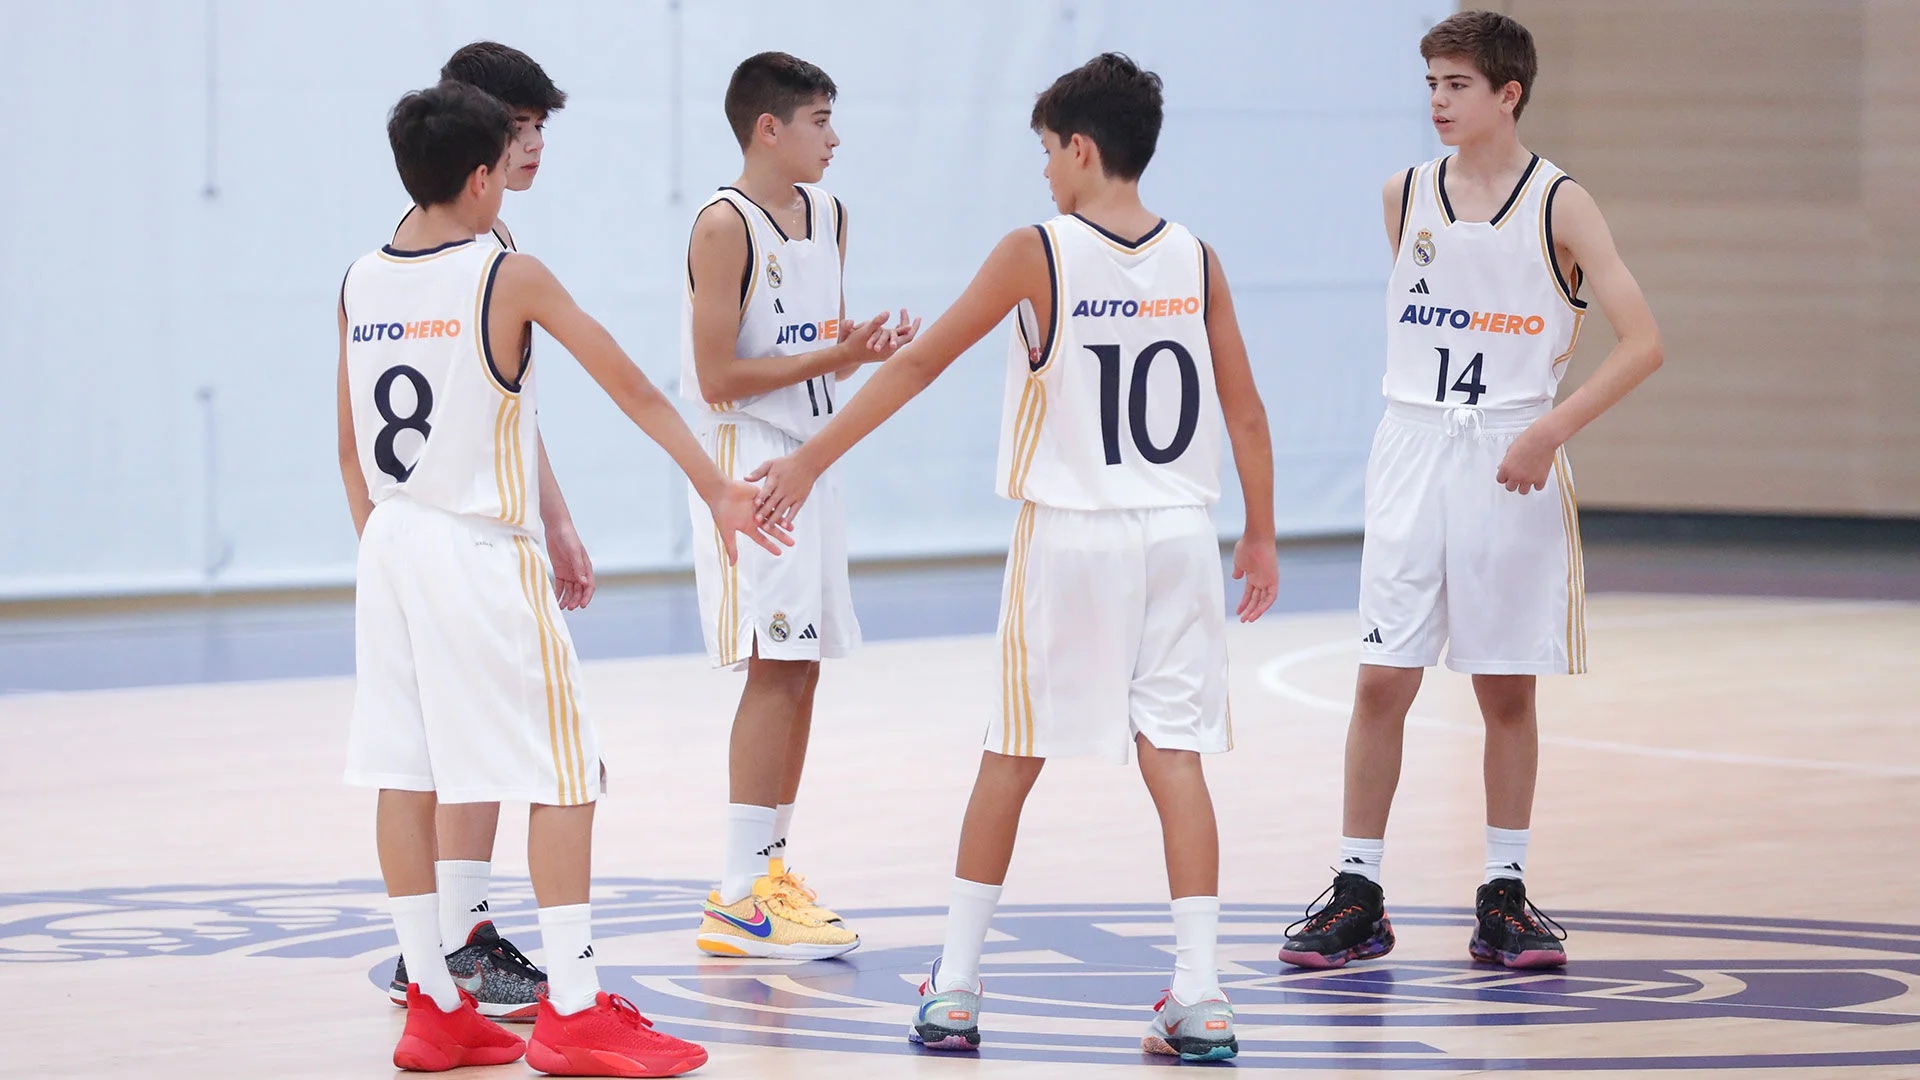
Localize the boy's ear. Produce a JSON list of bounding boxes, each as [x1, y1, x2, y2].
[[756, 112, 779, 145], [1500, 80, 1523, 113]]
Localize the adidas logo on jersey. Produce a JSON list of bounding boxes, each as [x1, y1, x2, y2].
[[1408, 278, 1430, 294], [799, 624, 817, 640], [1363, 628, 1384, 645]]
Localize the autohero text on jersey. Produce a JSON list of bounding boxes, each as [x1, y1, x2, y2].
[[351, 319, 464, 343], [1398, 305, 1547, 336]]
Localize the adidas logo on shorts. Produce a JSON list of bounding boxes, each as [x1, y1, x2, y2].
[[799, 624, 817, 640], [1362, 628, 1384, 645]]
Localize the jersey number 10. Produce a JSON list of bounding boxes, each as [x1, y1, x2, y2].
[[1089, 340, 1200, 466]]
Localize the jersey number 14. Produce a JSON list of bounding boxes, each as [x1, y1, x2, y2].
[[1089, 340, 1200, 465], [1433, 347, 1487, 405]]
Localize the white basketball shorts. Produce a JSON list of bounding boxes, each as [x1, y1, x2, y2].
[[989, 502, 1231, 764], [689, 415, 860, 669], [1358, 401, 1588, 676], [344, 496, 603, 806]]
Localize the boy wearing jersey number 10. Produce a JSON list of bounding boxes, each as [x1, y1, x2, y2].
[[1279, 11, 1662, 972], [751, 54, 1280, 1062], [682, 52, 918, 960], [340, 82, 784, 1074]]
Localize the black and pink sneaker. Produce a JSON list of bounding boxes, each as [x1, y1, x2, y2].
[[1278, 872, 1395, 969], [1469, 878, 1568, 969]]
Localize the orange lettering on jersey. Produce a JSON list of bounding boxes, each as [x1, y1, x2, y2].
[[1523, 315, 1545, 335], [1471, 311, 1491, 332], [1506, 314, 1526, 334], [823, 318, 839, 341], [1488, 313, 1508, 333], [1185, 296, 1201, 315]]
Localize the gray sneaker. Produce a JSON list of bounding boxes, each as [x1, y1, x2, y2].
[[1142, 991, 1238, 1061], [908, 960, 981, 1051], [385, 921, 547, 1021]]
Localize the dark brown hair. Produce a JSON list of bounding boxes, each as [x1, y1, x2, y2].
[[724, 52, 837, 150], [1420, 10, 1538, 119], [441, 41, 567, 117], [387, 82, 514, 207], [1030, 53, 1163, 181]]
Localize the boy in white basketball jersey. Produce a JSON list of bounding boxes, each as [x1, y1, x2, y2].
[[1279, 11, 1663, 972], [382, 41, 582, 1021], [682, 52, 917, 960], [341, 82, 784, 1073], [751, 55, 1279, 1061]]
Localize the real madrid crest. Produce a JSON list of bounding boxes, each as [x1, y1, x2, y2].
[[766, 252, 783, 289], [768, 611, 791, 642], [1412, 228, 1436, 267]]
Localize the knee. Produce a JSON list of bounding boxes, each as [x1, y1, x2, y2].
[[1353, 666, 1420, 720], [1474, 678, 1535, 726]]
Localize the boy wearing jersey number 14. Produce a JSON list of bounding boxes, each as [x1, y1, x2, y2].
[[751, 54, 1279, 1062], [340, 82, 783, 1074], [1279, 11, 1662, 973], [682, 52, 918, 960]]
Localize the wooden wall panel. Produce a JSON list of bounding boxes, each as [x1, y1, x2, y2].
[[1494, 0, 1920, 515]]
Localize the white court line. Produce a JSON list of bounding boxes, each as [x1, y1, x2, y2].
[[1254, 601, 1920, 779]]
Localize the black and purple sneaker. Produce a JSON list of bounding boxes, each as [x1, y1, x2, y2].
[[1278, 872, 1395, 969], [1469, 877, 1568, 969]]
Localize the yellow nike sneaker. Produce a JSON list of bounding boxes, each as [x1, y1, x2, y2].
[[767, 858, 845, 926], [695, 875, 859, 959]]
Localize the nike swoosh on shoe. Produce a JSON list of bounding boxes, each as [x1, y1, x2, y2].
[[707, 903, 774, 938]]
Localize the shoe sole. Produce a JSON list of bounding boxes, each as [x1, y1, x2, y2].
[[1278, 917, 1396, 970], [909, 1026, 980, 1051], [527, 1038, 708, 1077], [393, 1034, 526, 1072], [695, 933, 858, 960], [388, 985, 539, 1021], [1143, 1034, 1239, 1062], [1469, 936, 1567, 969]]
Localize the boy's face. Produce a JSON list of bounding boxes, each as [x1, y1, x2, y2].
[[1426, 57, 1516, 145], [505, 109, 546, 192], [767, 94, 838, 183]]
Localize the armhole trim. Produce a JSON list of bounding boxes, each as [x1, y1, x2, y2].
[[479, 251, 522, 393], [1396, 167, 1416, 245], [832, 195, 847, 249], [1032, 224, 1062, 373], [1542, 175, 1589, 311], [1199, 239, 1212, 320]]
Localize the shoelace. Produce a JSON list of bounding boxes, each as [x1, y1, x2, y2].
[[1285, 878, 1372, 938], [487, 935, 546, 981], [771, 869, 822, 907], [604, 993, 656, 1029], [1493, 886, 1568, 943]]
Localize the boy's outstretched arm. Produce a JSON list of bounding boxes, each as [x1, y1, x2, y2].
[[687, 202, 910, 403], [749, 226, 1047, 522], [1202, 243, 1279, 622], [1498, 183, 1663, 493], [492, 252, 790, 563]]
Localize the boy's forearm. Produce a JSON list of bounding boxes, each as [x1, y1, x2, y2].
[[698, 340, 852, 403], [1228, 415, 1277, 540], [796, 347, 941, 474], [1538, 336, 1663, 446], [617, 375, 729, 501], [339, 457, 373, 537], [536, 437, 573, 530]]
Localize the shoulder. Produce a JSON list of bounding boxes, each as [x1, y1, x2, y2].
[[1383, 166, 1417, 204], [691, 197, 750, 242], [1545, 175, 1603, 234], [491, 250, 554, 292]]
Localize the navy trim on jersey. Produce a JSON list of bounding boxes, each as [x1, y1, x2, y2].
[[1199, 241, 1212, 320], [795, 186, 817, 242], [1396, 166, 1416, 243], [491, 224, 515, 251], [1033, 225, 1061, 372], [1436, 153, 1539, 226], [1072, 213, 1167, 250], [1543, 175, 1590, 310], [720, 185, 811, 242], [381, 238, 477, 259], [392, 206, 417, 242], [832, 196, 846, 248], [478, 251, 524, 393], [689, 198, 755, 306]]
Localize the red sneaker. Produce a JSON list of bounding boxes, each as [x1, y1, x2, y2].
[[393, 984, 526, 1071], [527, 991, 709, 1077]]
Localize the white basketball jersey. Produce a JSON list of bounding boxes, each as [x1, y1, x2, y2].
[[1384, 154, 1588, 409], [342, 239, 540, 531], [995, 215, 1222, 510], [679, 185, 844, 439]]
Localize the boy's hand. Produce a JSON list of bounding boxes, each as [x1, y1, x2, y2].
[[1496, 423, 1561, 494], [1232, 534, 1279, 622], [707, 479, 793, 563], [546, 519, 596, 610], [745, 453, 820, 528]]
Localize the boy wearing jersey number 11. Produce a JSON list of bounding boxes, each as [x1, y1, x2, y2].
[[682, 52, 917, 960], [751, 54, 1280, 1061], [340, 82, 783, 1074], [1279, 11, 1662, 972]]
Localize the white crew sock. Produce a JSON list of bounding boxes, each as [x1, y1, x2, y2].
[[768, 802, 796, 864], [1485, 826, 1529, 883], [720, 803, 777, 904], [1339, 836, 1385, 883], [390, 892, 459, 1012], [435, 860, 492, 949], [1169, 895, 1223, 1004], [933, 877, 1003, 993], [538, 903, 602, 1016]]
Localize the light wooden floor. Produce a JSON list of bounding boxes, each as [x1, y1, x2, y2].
[[5, 594, 1919, 1077]]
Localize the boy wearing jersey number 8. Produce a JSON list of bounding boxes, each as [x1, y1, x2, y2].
[[384, 41, 583, 1023], [340, 83, 784, 1074], [682, 53, 918, 960], [749, 55, 1279, 1061], [1279, 11, 1662, 973]]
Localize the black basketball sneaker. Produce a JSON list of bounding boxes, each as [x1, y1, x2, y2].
[[1469, 877, 1568, 968], [388, 921, 549, 1020], [1278, 872, 1396, 969]]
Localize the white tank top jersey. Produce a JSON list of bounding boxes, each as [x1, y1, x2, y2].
[[342, 239, 541, 532], [679, 184, 845, 440], [1384, 154, 1588, 410], [996, 214, 1222, 511]]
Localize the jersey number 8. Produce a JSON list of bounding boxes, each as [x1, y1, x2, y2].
[[373, 365, 434, 482], [1089, 340, 1200, 466]]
